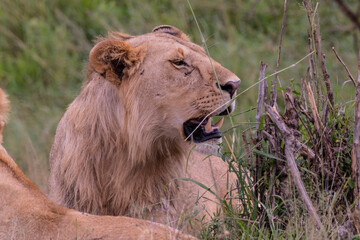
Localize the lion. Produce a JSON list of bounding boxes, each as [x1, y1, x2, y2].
[[0, 88, 194, 240], [48, 25, 241, 230]]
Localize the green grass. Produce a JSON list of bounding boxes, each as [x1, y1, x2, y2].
[[0, 0, 359, 239]]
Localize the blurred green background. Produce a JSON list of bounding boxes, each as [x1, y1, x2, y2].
[[0, 0, 358, 191]]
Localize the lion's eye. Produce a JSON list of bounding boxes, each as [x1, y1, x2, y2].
[[172, 60, 188, 67]]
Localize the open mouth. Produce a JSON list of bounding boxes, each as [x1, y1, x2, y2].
[[183, 116, 225, 143], [183, 103, 234, 143]]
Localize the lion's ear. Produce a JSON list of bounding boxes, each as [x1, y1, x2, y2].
[[89, 39, 143, 86], [152, 25, 190, 41]]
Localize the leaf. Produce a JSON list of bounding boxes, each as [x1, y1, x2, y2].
[[348, 179, 355, 189], [292, 90, 301, 96]]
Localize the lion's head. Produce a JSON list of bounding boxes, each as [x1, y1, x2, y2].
[[49, 25, 240, 221], [89, 25, 240, 145]]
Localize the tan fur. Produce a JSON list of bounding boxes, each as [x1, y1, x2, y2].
[[0, 89, 194, 240], [48, 26, 240, 230]]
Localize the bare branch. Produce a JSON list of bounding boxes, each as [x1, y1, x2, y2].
[[305, 82, 323, 134], [264, 103, 324, 231], [294, 141, 315, 160], [303, 0, 335, 107], [332, 47, 356, 86], [255, 62, 268, 206], [306, 81, 335, 166], [256, 62, 268, 139], [307, 35, 317, 90], [333, 0, 360, 31], [271, 0, 287, 106], [300, 78, 308, 110]]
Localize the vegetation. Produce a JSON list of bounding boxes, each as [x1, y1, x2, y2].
[[0, 0, 359, 239]]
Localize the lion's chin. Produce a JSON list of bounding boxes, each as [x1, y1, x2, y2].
[[183, 116, 224, 143]]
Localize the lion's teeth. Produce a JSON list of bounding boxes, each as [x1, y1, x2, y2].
[[214, 117, 224, 129], [205, 117, 212, 133]]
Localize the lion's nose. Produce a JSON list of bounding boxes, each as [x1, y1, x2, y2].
[[219, 80, 240, 98]]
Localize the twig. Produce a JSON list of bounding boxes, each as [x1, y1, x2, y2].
[[318, 42, 334, 108], [332, 46, 356, 86], [271, 0, 287, 106], [256, 62, 268, 139], [317, 27, 334, 107], [262, 131, 276, 150], [270, 6, 289, 202], [303, 0, 335, 107], [284, 88, 317, 160], [255, 62, 267, 206], [264, 103, 324, 232], [305, 82, 323, 134], [306, 82, 335, 170], [333, 0, 360, 31], [294, 141, 316, 160], [300, 78, 308, 110], [307, 33, 320, 105], [321, 96, 329, 127]]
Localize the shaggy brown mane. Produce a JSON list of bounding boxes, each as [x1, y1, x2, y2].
[[50, 77, 185, 216]]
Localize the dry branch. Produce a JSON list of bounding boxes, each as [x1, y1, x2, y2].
[[303, 0, 335, 107], [307, 34, 321, 106], [264, 103, 324, 231], [319, 47, 335, 108], [306, 82, 335, 172], [333, 0, 360, 31], [271, 0, 287, 106], [300, 78, 308, 110], [255, 61, 268, 203], [332, 46, 356, 86], [305, 82, 323, 133], [256, 62, 268, 138], [294, 141, 315, 160], [307, 35, 317, 91]]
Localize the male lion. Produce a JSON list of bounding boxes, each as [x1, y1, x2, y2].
[[49, 25, 241, 229], [0, 88, 194, 240]]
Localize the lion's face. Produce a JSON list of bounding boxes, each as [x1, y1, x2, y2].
[[89, 25, 240, 144]]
